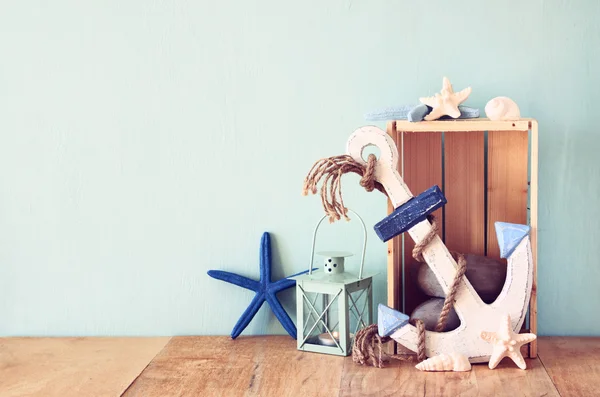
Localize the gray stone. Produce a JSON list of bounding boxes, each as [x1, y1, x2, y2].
[[409, 298, 460, 332], [416, 254, 507, 304]]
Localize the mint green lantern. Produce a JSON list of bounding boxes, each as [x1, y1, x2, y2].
[[293, 210, 374, 356]]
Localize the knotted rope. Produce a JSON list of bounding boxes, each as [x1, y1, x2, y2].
[[302, 154, 386, 222], [352, 324, 395, 368], [302, 154, 467, 367]]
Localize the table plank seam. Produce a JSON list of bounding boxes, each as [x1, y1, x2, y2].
[[119, 337, 172, 397], [537, 352, 563, 397]]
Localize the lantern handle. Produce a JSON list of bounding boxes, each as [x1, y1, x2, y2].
[[308, 209, 368, 279]]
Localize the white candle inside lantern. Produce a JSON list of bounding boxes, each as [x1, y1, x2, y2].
[[317, 331, 340, 346]]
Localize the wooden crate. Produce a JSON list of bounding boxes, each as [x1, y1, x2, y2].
[[386, 118, 538, 357]]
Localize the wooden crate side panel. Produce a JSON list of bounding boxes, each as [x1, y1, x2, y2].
[[486, 130, 529, 259], [386, 122, 400, 314], [529, 121, 539, 358], [401, 131, 443, 315], [444, 131, 486, 256], [387, 198, 400, 309]]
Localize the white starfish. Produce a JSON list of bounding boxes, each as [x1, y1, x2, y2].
[[419, 77, 472, 121], [480, 314, 537, 369]]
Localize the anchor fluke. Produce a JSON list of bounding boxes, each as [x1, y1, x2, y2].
[[495, 222, 531, 259], [378, 304, 409, 337]]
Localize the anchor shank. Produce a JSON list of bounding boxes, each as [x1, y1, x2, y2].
[[375, 168, 483, 314]]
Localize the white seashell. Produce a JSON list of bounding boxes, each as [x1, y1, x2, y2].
[[485, 96, 521, 120], [415, 352, 472, 372]]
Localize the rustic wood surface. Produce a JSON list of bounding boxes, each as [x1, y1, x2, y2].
[[486, 130, 529, 259], [1, 336, 598, 396], [386, 121, 401, 317], [537, 337, 600, 396], [529, 120, 539, 358], [394, 119, 532, 132], [122, 336, 344, 397], [400, 130, 443, 315], [0, 337, 169, 397], [444, 131, 485, 256]]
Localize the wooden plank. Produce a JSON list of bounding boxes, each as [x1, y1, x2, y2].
[[469, 356, 559, 396], [529, 120, 539, 358], [7, 336, 598, 396], [395, 119, 532, 132], [122, 336, 344, 397], [400, 131, 443, 315], [538, 337, 600, 397], [444, 131, 485, 256], [486, 130, 529, 259], [340, 354, 558, 396], [339, 358, 428, 396], [0, 337, 169, 397], [387, 122, 400, 355], [386, 122, 400, 314]]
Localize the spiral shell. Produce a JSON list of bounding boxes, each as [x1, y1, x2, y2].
[[485, 97, 521, 121], [415, 352, 472, 372]]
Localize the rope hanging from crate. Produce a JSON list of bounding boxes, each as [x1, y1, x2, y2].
[[302, 154, 467, 367]]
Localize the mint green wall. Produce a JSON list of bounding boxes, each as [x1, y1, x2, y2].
[[1, 1, 598, 336]]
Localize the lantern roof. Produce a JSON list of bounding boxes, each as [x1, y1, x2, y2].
[[292, 268, 376, 286], [316, 251, 353, 258]]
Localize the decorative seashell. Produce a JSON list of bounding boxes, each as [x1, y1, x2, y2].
[[415, 352, 472, 372], [485, 96, 521, 120]]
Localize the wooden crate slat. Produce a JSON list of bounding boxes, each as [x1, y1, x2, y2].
[[386, 122, 401, 315], [529, 121, 539, 358], [486, 130, 529, 259], [401, 131, 443, 315], [444, 131, 486, 256], [395, 118, 532, 132]]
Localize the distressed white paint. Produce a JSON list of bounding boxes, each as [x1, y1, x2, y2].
[[346, 126, 534, 363], [346, 126, 412, 209]]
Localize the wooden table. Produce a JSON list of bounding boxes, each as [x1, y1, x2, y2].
[[1, 336, 598, 396]]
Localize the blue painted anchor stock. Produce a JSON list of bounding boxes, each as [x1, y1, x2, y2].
[[374, 185, 447, 242]]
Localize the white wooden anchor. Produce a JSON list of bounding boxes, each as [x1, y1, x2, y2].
[[346, 126, 534, 363]]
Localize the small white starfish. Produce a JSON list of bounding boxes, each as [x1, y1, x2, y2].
[[419, 77, 472, 121], [480, 314, 537, 369]]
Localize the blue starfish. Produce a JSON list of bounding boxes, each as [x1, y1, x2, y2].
[[207, 232, 310, 339]]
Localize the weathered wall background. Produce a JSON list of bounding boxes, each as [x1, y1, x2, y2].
[[1, 1, 598, 336]]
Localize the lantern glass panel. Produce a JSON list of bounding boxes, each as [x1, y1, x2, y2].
[[347, 283, 372, 344], [300, 291, 342, 348]]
